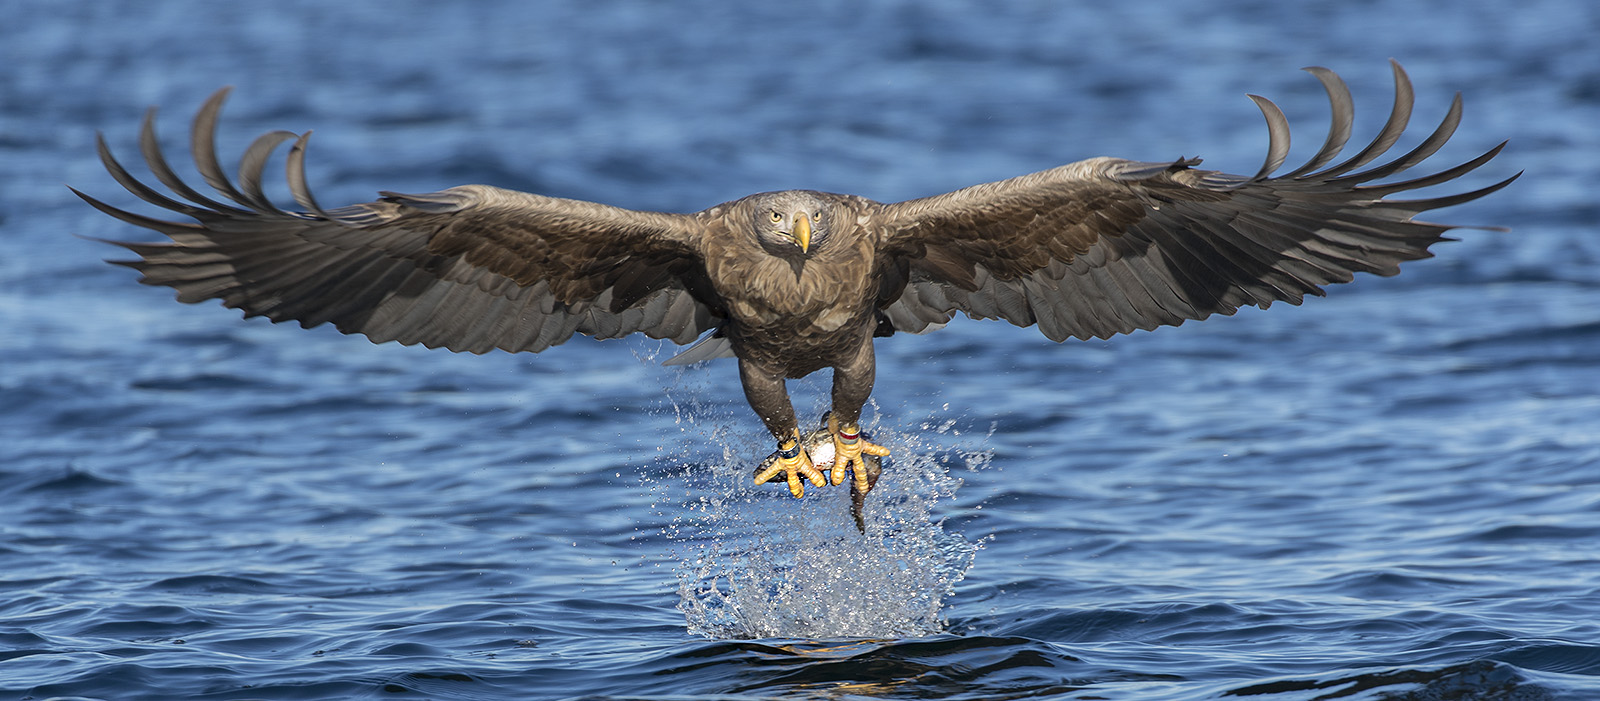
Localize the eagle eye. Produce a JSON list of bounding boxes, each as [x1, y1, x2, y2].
[[769, 211, 783, 224]]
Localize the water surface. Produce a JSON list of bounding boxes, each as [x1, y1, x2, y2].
[[3, 2, 1599, 699]]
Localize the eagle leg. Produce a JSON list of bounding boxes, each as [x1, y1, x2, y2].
[[753, 428, 826, 498], [740, 359, 825, 497], [825, 336, 890, 492], [828, 412, 891, 494]]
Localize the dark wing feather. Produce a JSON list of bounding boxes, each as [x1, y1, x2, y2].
[[77, 88, 720, 355], [873, 61, 1517, 341]]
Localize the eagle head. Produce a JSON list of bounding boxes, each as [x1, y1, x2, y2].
[[747, 190, 835, 259]]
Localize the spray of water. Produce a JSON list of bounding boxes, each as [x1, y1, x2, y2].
[[647, 375, 987, 640]]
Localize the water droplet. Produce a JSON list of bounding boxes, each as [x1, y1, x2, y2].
[[659, 421, 986, 639]]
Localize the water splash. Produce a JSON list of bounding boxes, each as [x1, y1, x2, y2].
[[649, 388, 987, 640]]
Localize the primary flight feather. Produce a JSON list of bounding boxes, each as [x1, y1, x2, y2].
[[78, 61, 1515, 500]]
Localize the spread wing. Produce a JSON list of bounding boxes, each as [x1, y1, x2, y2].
[[75, 88, 719, 355], [873, 61, 1518, 341]]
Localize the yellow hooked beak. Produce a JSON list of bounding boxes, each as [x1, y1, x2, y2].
[[792, 211, 811, 253]]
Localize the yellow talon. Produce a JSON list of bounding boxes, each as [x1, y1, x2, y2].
[[753, 429, 826, 498], [827, 414, 891, 493]]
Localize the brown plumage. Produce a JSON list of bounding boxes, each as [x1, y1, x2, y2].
[[78, 62, 1515, 499]]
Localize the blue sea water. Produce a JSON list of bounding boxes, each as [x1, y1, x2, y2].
[[3, 1, 1599, 699]]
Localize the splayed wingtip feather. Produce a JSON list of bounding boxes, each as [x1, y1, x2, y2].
[[1282, 66, 1355, 178], [1245, 94, 1291, 182]]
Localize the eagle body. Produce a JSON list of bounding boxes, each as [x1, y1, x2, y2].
[[704, 192, 881, 374], [77, 62, 1515, 500], [698, 191, 887, 443]]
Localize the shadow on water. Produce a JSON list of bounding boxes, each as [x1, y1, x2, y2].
[[635, 635, 1096, 699], [582, 638, 1570, 700]]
